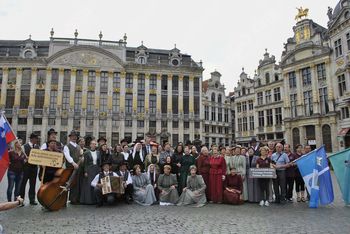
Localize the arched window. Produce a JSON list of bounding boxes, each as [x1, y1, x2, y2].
[[322, 124, 332, 152], [257, 79, 261, 86], [265, 73, 270, 84], [211, 93, 215, 102], [218, 94, 222, 103], [292, 128, 300, 147]]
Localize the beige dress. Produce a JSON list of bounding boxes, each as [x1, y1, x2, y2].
[[157, 173, 179, 204], [177, 175, 207, 207]]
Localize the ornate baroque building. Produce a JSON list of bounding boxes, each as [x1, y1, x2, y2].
[[202, 71, 232, 147], [0, 30, 203, 146]]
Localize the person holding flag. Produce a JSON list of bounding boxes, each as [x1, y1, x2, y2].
[[294, 146, 334, 208]]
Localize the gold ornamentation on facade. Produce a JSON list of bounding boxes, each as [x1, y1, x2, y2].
[[189, 76, 194, 81], [18, 109, 28, 116], [71, 68, 77, 73], [108, 71, 114, 77], [83, 69, 89, 76], [95, 70, 101, 76], [88, 86, 95, 91], [59, 68, 64, 74], [75, 86, 82, 91], [145, 73, 150, 79], [36, 84, 45, 90], [51, 85, 58, 90], [7, 84, 15, 89], [157, 74, 162, 80], [179, 75, 184, 81], [31, 67, 37, 72], [120, 71, 126, 78], [47, 67, 52, 72], [336, 59, 344, 66], [100, 112, 107, 117], [167, 75, 173, 80], [125, 88, 133, 93], [295, 7, 309, 21], [16, 67, 22, 72], [114, 88, 120, 93], [149, 89, 157, 95], [2, 67, 8, 72]]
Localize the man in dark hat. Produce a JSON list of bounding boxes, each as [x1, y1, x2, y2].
[[63, 130, 81, 204], [97, 136, 107, 147], [19, 133, 40, 205], [40, 128, 63, 152], [250, 137, 260, 156], [115, 161, 133, 204], [91, 160, 119, 207]]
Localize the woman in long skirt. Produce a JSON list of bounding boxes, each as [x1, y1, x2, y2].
[[132, 165, 157, 206], [246, 147, 261, 202], [209, 146, 226, 203], [80, 140, 101, 205]]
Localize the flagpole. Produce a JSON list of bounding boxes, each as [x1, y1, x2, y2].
[[0, 111, 28, 158]]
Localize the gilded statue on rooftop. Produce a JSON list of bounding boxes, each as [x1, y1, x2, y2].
[[295, 7, 309, 21]]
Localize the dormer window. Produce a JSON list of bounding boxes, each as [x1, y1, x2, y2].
[[215, 82, 219, 88], [218, 94, 222, 103], [138, 56, 146, 64], [265, 73, 270, 84], [24, 50, 33, 59], [171, 58, 180, 66], [275, 74, 279, 81], [211, 93, 216, 102]]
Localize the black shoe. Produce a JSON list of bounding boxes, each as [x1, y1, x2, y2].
[[96, 203, 103, 207], [30, 201, 38, 205]]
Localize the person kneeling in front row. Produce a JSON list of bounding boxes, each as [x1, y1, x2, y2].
[[91, 160, 119, 207]]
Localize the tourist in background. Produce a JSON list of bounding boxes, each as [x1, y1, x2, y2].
[[256, 146, 272, 207], [7, 140, 25, 202]]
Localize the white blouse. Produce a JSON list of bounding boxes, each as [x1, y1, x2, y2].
[[91, 151, 98, 165]]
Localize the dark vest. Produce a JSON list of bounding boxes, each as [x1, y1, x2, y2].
[[65, 143, 81, 168], [116, 170, 129, 182], [24, 143, 39, 167], [98, 171, 114, 183]]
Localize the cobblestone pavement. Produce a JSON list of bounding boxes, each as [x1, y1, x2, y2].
[[0, 173, 349, 234]]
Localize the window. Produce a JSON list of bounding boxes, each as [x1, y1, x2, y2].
[[74, 92, 82, 111], [316, 63, 326, 80], [113, 72, 120, 89], [224, 109, 229, 122], [334, 38, 343, 57], [137, 120, 144, 128], [88, 71, 95, 87], [301, 67, 311, 86], [51, 69, 59, 85], [150, 74, 157, 89], [48, 117, 55, 126], [266, 109, 273, 126], [319, 87, 329, 114], [35, 90, 45, 109], [125, 73, 133, 89], [183, 76, 189, 91], [76, 70, 83, 86], [73, 118, 80, 129], [37, 69, 46, 85], [274, 88, 281, 102], [265, 73, 270, 84], [275, 107, 282, 125], [204, 125, 209, 132], [49, 90, 57, 110], [338, 74, 346, 96], [148, 94, 156, 114], [258, 111, 264, 127], [184, 121, 189, 129], [21, 69, 31, 88], [347, 33, 350, 51], [137, 95, 145, 113], [125, 94, 133, 113], [33, 118, 42, 125], [218, 108, 223, 122], [138, 74, 145, 94], [100, 93, 107, 112], [161, 95, 167, 113], [243, 117, 248, 131], [61, 118, 68, 126], [172, 96, 178, 114], [149, 121, 156, 128], [8, 68, 16, 84], [172, 75, 178, 91], [20, 90, 30, 109], [5, 90, 15, 108], [290, 94, 298, 118], [194, 77, 200, 92], [87, 92, 94, 112], [257, 92, 263, 105], [205, 106, 209, 120], [195, 122, 200, 129], [211, 93, 215, 102], [211, 107, 216, 121], [218, 94, 222, 103], [242, 101, 247, 112], [249, 116, 254, 130], [248, 100, 253, 110], [237, 103, 242, 113], [274, 74, 279, 81], [63, 70, 71, 90], [341, 107, 350, 119], [265, 90, 271, 104], [62, 91, 70, 110], [125, 119, 132, 127], [113, 93, 120, 112], [288, 71, 296, 88], [303, 90, 313, 116], [100, 72, 108, 90], [238, 118, 242, 131], [218, 126, 223, 134], [183, 96, 189, 114], [161, 75, 167, 90], [173, 121, 179, 128], [18, 118, 27, 125], [194, 96, 200, 116], [112, 133, 119, 148]]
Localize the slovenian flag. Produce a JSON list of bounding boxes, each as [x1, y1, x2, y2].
[[0, 115, 17, 181], [295, 145, 334, 208]]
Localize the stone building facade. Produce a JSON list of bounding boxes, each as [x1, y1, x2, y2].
[[0, 30, 203, 146]]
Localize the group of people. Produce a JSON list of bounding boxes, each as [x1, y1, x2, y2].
[[6, 128, 311, 209]]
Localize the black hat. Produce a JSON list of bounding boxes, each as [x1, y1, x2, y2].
[[250, 137, 257, 143], [101, 159, 112, 168], [69, 130, 78, 137], [118, 160, 128, 168], [29, 133, 39, 139], [97, 136, 107, 143], [47, 128, 57, 136], [120, 139, 129, 144]]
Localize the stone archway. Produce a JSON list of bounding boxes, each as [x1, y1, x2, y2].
[[322, 124, 332, 152]]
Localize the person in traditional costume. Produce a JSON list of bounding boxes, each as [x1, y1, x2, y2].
[[157, 165, 179, 205], [223, 166, 244, 205], [132, 165, 157, 206], [100, 143, 111, 166], [39, 139, 60, 183], [178, 146, 196, 194], [209, 145, 226, 203], [224, 146, 233, 175], [161, 156, 177, 174], [62, 130, 81, 204], [144, 143, 160, 170], [111, 144, 124, 172], [91, 160, 119, 207], [196, 146, 211, 200], [115, 161, 133, 204], [232, 145, 248, 201], [147, 164, 159, 200], [159, 142, 173, 165], [177, 165, 207, 207], [190, 146, 199, 159], [246, 147, 261, 203], [128, 142, 144, 173], [80, 140, 101, 205]]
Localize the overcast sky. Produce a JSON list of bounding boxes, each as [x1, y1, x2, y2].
[[0, 0, 340, 93]]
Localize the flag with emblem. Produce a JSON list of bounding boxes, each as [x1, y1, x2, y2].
[[295, 145, 334, 208], [328, 148, 350, 205], [0, 114, 17, 181]]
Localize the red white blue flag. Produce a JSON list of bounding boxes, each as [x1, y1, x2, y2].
[[0, 115, 17, 181]]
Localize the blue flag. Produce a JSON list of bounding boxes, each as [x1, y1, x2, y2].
[[328, 148, 350, 205], [295, 146, 334, 208]]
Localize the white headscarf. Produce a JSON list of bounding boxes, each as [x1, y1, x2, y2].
[[132, 143, 144, 162], [147, 164, 156, 183]]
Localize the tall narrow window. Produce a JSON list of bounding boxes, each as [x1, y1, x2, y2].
[[88, 71, 95, 87], [125, 94, 133, 113], [258, 111, 264, 127], [273, 88, 281, 102], [257, 92, 263, 105], [149, 95, 156, 114], [49, 90, 58, 110], [74, 92, 82, 111], [335, 38, 343, 57], [303, 90, 313, 116], [125, 73, 133, 89], [319, 87, 329, 114], [87, 92, 95, 112], [288, 71, 296, 88], [275, 107, 282, 125], [150, 74, 157, 89], [265, 90, 271, 104], [112, 93, 120, 112], [338, 74, 346, 96], [35, 90, 45, 109], [99, 93, 107, 112], [62, 91, 70, 110], [301, 67, 311, 85], [266, 109, 273, 126], [290, 93, 297, 118], [316, 63, 326, 80]]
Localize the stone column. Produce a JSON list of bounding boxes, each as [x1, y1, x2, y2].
[[132, 72, 138, 140], [12, 68, 22, 131], [80, 69, 88, 137], [144, 73, 150, 134], [189, 75, 195, 141], [55, 68, 64, 139], [106, 71, 114, 143], [325, 60, 335, 112], [178, 75, 184, 142], [310, 64, 320, 114], [156, 74, 162, 138], [0, 67, 8, 108], [42, 68, 52, 142], [119, 71, 126, 140], [93, 70, 101, 137], [167, 74, 173, 144], [315, 123, 321, 148], [68, 69, 76, 131], [27, 68, 37, 137]]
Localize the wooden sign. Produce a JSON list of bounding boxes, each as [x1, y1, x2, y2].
[[101, 176, 125, 195], [28, 149, 64, 168], [249, 168, 277, 179]]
